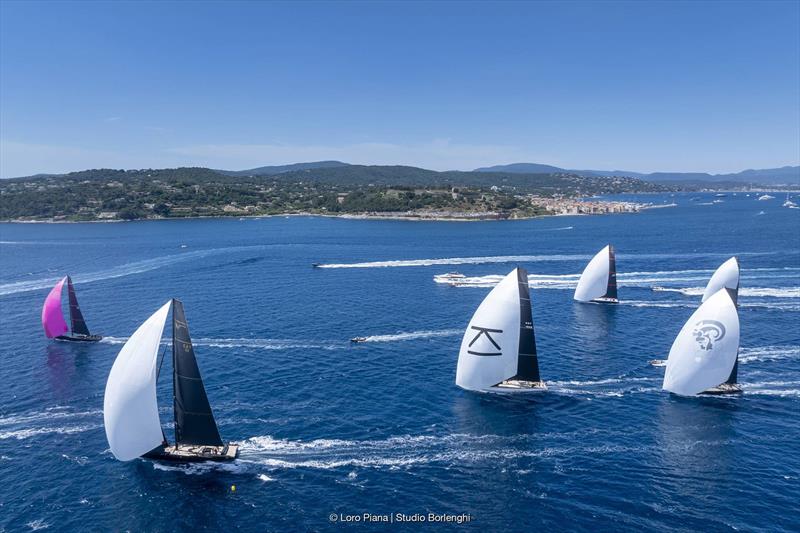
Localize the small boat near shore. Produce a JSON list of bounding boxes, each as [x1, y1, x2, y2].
[[758, 194, 775, 201], [104, 299, 238, 463], [42, 276, 101, 342]]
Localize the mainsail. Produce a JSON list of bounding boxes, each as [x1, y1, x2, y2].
[[702, 257, 739, 304], [574, 245, 617, 302], [66, 276, 91, 336], [662, 289, 740, 396], [510, 267, 541, 382], [104, 301, 171, 461], [172, 300, 223, 446], [456, 268, 540, 391], [42, 277, 68, 338]]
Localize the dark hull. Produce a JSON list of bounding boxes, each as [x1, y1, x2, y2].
[[144, 444, 239, 463], [55, 334, 102, 343], [699, 384, 743, 396]]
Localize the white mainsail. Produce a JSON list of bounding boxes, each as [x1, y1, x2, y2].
[[574, 245, 612, 302], [456, 268, 521, 391], [663, 289, 739, 396], [103, 301, 171, 461], [702, 257, 739, 302]]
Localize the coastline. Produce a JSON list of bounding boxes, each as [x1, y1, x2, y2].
[[0, 209, 626, 224]]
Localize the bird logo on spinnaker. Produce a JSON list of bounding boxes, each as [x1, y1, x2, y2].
[[693, 320, 726, 351], [467, 326, 502, 356]]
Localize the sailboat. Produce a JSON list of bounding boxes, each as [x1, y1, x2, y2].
[[702, 256, 739, 304], [104, 299, 238, 462], [455, 268, 546, 393], [662, 288, 740, 396], [41, 276, 101, 342], [574, 244, 618, 303]]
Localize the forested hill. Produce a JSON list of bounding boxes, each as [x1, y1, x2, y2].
[[0, 165, 668, 221]]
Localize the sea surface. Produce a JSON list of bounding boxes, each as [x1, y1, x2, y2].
[[1, 193, 799, 532]]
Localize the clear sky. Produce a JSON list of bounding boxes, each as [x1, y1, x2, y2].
[[1, 0, 798, 177]]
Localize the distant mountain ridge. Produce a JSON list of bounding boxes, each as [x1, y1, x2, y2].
[[218, 160, 349, 176], [474, 163, 799, 185]]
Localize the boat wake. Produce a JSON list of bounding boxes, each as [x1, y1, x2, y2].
[[315, 254, 592, 269], [358, 329, 461, 343], [235, 433, 645, 471], [314, 252, 790, 270], [101, 336, 344, 351], [652, 286, 800, 298], [738, 345, 800, 364], [0, 245, 267, 296], [0, 407, 101, 441]]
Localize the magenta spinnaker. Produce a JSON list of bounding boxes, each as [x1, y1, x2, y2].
[[42, 276, 68, 338]]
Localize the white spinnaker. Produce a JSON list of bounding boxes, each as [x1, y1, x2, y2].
[[702, 257, 739, 302], [104, 301, 171, 461], [456, 269, 521, 391], [574, 245, 611, 302], [663, 289, 739, 396]]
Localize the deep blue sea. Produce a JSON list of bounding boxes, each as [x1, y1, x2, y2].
[[1, 192, 799, 532]]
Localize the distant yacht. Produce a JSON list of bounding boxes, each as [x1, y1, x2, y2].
[[758, 194, 775, 201], [455, 268, 546, 393], [714, 193, 727, 197], [783, 195, 797, 208], [42, 276, 101, 342], [104, 299, 238, 462], [662, 288, 741, 396], [350, 336, 368, 343], [574, 245, 618, 304]]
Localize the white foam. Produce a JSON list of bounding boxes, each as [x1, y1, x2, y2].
[[27, 520, 50, 531], [237, 433, 652, 471], [739, 346, 800, 364], [0, 423, 101, 440], [361, 329, 461, 343], [0, 245, 267, 296], [315, 254, 591, 269], [101, 336, 343, 351], [653, 286, 800, 298]]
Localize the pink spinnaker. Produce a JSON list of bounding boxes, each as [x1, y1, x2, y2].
[[42, 277, 68, 338]]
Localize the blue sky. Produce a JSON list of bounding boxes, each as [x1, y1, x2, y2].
[[1, 0, 798, 177]]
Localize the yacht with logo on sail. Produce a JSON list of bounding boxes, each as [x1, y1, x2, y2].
[[574, 245, 618, 304], [662, 288, 741, 396], [104, 299, 238, 462], [651, 257, 742, 394], [41, 276, 101, 342], [455, 268, 546, 393]]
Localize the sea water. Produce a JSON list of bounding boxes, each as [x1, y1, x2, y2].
[[1, 192, 798, 531]]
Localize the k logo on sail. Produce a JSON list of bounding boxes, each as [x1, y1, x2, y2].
[[467, 326, 503, 356]]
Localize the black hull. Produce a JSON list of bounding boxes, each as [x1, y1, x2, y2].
[[55, 335, 102, 343], [699, 384, 743, 396], [144, 443, 239, 463]]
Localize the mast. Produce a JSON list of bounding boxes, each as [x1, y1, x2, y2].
[[511, 267, 541, 382], [171, 299, 223, 447], [604, 245, 618, 300], [66, 276, 91, 336]]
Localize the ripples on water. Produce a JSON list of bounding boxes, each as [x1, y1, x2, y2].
[[0, 194, 798, 531]]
